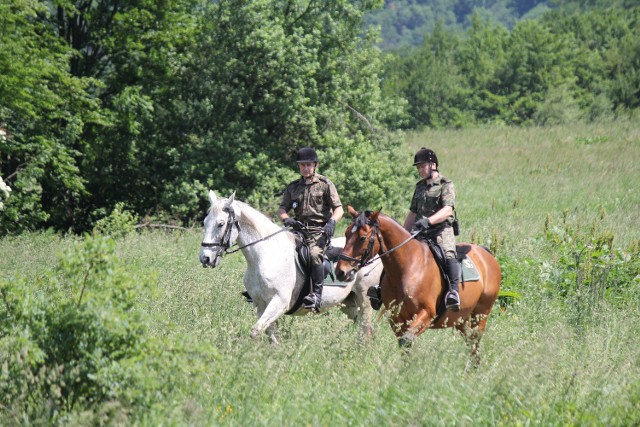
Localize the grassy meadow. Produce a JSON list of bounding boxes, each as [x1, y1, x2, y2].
[[1, 120, 640, 425]]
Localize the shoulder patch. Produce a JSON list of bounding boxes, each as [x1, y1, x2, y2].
[[316, 174, 329, 184]]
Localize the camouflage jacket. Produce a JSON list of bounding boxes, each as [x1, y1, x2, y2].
[[279, 174, 342, 226], [409, 174, 456, 226]]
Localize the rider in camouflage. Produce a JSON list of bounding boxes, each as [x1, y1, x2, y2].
[[367, 147, 461, 312], [277, 147, 343, 312], [405, 147, 460, 311]]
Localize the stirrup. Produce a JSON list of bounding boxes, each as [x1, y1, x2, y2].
[[241, 290, 253, 303], [445, 290, 460, 312], [366, 286, 382, 311], [303, 294, 321, 312]]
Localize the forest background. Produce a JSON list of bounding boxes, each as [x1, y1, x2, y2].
[[1, 0, 639, 233]]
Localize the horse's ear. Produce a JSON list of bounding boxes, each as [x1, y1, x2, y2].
[[225, 191, 236, 210], [370, 208, 382, 221], [347, 205, 359, 218], [209, 189, 217, 205]]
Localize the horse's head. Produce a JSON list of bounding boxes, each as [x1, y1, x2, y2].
[[335, 205, 383, 282], [199, 189, 241, 268]]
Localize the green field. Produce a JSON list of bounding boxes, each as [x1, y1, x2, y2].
[[1, 120, 639, 425]]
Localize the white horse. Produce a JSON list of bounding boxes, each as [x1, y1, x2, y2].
[[199, 190, 383, 343]]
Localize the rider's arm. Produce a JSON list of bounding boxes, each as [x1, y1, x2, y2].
[[403, 211, 417, 231], [330, 205, 344, 223], [277, 207, 290, 222], [427, 205, 453, 226]]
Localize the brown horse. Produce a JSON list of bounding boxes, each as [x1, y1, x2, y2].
[[335, 206, 501, 362]]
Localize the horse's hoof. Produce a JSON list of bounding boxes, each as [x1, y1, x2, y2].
[[398, 333, 416, 348]]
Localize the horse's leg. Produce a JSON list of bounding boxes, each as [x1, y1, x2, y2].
[[339, 293, 359, 321], [251, 295, 288, 342], [265, 323, 279, 345], [350, 280, 374, 342], [398, 309, 431, 348], [459, 313, 489, 369]]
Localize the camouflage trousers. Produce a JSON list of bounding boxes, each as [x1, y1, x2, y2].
[[431, 226, 456, 259], [304, 232, 325, 268]]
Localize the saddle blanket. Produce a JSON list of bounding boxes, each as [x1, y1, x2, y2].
[[460, 256, 480, 282]]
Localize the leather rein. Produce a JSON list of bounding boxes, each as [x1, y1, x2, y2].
[[339, 216, 420, 270]]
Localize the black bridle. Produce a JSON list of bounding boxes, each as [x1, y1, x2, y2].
[[339, 212, 385, 269], [201, 207, 289, 257], [339, 211, 420, 270], [201, 206, 241, 253]]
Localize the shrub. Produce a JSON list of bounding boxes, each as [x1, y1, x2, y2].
[[92, 202, 139, 238], [0, 235, 155, 422]]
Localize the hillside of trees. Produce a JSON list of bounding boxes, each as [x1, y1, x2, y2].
[[381, 4, 640, 128], [1, 0, 639, 234], [365, 0, 635, 50], [366, 0, 553, 50]]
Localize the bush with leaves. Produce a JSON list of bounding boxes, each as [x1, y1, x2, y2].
[[92, 202, 139, 239], [0, 235, 156, 422]]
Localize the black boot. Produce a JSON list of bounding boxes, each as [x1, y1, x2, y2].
[[366, 285, 382, 310], [445, 258, 461, 311], [303, 263, 324, 312], [241, 290, 253, 303]]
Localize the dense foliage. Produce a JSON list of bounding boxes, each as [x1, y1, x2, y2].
[[382, 5, 640, 128], [0, 0, 409, 234], [1, 0, 639, 234], [0, 235, 155, 421]]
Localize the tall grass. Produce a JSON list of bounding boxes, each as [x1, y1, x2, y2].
[[1, 119, 639, 425]]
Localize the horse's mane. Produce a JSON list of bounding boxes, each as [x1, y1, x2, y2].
[[228, 199, 282, 236], [358, 210, 407, 233]]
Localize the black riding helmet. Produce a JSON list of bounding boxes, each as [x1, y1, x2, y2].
[[296, 147, 318, 163], [413, 147, 438, 167]]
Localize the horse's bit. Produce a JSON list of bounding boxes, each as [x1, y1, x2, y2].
[[200, 207, 289, 256]]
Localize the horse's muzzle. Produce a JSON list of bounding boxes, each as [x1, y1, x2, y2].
[[200, 253, 222, 268], [335, 267, 356, 282]]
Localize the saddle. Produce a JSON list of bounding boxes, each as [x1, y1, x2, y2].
[[425, 241, 480, 319], [284, 234, 342, 314]]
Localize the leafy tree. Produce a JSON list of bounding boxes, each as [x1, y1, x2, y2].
[[386, 23, 469, 128], [455, 14, 510, 122], [496, 20, 574, 124], [48, 0, 202, 229], [156, 0, 410, 219], [0, 0, 101, 234]]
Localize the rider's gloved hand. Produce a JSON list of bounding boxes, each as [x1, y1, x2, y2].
[[322, 219, 336, 238], [283, 217, 297, 228], [412, 218, 431, 234]]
